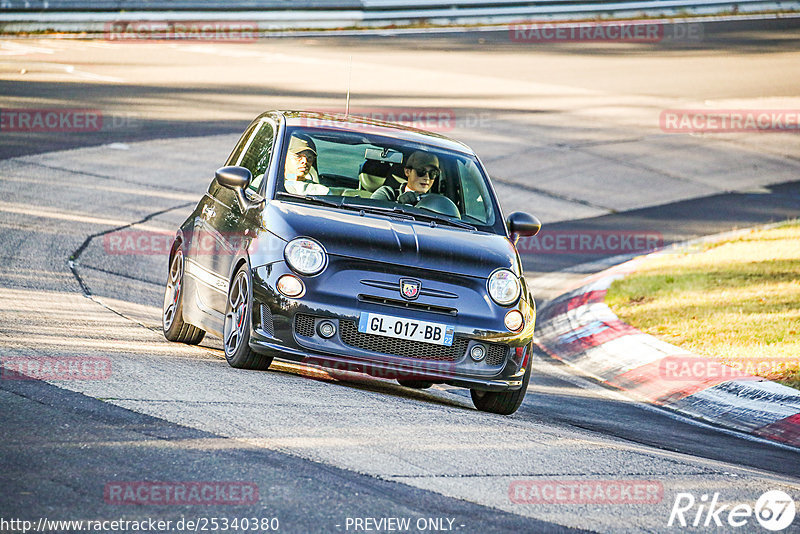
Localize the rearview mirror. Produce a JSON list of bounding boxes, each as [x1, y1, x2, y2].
[[506, 212, 541, 244], [364, 147, 403, 164]]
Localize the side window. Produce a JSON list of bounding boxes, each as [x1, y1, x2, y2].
[[457, 159, 493, 225], [226, 121, 259, 166], [237, 121, 275, 193]]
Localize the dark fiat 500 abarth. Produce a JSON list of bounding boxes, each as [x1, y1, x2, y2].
[[163, 110, 541, 414]]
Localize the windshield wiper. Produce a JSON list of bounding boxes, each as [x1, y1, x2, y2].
[[359, 204, 476, 231], [275, 192, 341, 208], [275, 193, 415, 221], [275, 192, 476, 230], [312, 201, 417, 221], [410, 211, 477, 231], [351, 205, 417, 220]]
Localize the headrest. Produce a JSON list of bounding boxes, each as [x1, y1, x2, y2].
[[359, 160, 391, 193]]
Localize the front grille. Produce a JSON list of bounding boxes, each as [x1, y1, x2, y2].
[[260, 305, 274, 337], [357, 294, 457, 316], [360, 279, 458, 299], [294, 314, 509, 366], [486, 344, 508, 366], [339, 320, 467, 361], [295, 314, 316, 337]]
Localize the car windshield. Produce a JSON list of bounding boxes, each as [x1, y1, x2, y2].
[[275, 126, 500, 232]]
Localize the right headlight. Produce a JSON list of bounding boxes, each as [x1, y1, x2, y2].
[[488, 269, 520, 306], [284, 238, 327, 276]]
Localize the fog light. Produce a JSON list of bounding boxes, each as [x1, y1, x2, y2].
[[470, 344, 487, 361], [277, 274, 304, 298], [505, 309, 524, 332], [317, 320, 336, 338]]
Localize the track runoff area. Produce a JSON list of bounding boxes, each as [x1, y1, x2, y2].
[[1, 16, 800, 534]]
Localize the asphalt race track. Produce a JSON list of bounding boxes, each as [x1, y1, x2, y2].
[[1, 18, 800, 533]]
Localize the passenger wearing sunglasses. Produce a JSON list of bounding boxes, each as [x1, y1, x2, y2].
[[370, 150, 440, 204]]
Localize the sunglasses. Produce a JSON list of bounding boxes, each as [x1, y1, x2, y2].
[[409, 166, 440, 180], [293, 151, 316, 163]]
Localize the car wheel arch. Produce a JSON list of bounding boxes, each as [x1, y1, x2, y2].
[[222, 258, 273, 370], [168, 230, 188, 262], [162, 233, 206, 345], [229, 256, 251, 288]]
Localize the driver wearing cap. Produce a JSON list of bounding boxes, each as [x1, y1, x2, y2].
[[284, 135, 329, 195], [371, 150, 439, 204]]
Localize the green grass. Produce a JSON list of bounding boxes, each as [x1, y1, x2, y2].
[[606, 222, 800, 389]]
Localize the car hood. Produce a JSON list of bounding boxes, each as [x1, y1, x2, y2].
[[264, 201, 519, 278]]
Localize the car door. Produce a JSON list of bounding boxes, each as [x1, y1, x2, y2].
[[182, 119, 265, 325], [207, 118, 277, 314]]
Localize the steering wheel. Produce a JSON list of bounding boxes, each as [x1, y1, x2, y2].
[[415, 194, 461, 218]]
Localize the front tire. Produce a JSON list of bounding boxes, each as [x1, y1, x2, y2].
[[163, 246, 205, 345], [223, 264, 273, 370], [470, 347, 532, 415]]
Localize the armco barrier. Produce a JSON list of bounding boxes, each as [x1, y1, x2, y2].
[[1, 1, 798, 33], [0, 0, 794, 11]]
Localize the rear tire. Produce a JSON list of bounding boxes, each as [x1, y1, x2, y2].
[[398, 379, 433, 389], [470, 347, 532, 415], [163, 246, 205, 345], [223, 264, 273, 370]]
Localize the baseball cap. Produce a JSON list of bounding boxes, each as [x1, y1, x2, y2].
[[288, 136, 317, 156], [405, 151, 439, 169]]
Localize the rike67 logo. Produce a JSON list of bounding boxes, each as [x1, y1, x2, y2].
[[668, 490, 796, 531]]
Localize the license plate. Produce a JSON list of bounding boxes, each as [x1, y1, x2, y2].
[[358, 312, 454, 346]]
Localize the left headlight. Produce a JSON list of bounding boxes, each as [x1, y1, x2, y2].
[[284, 238, 327, 275], [488, 269, 520, 306]]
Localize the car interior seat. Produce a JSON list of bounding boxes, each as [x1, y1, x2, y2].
[[358, 160, 391, 193]]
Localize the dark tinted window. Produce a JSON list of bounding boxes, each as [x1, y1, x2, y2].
[[276, 127, 502, 233]]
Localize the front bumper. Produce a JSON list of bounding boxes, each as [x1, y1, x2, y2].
[[249, 335, 529, 391], [249, 259, 535, 391]]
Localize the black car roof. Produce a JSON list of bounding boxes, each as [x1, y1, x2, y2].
[[274, 110, 475, 155]]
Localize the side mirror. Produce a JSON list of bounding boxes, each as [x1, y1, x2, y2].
[[215, 166, 262, 210], [506, 212, 541, 244], [216, 166, 252, 190]]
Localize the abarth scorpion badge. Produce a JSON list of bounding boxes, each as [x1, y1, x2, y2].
[[400, 279, 421, 300]]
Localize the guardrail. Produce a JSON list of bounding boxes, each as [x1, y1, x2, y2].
[[1, 0, 798, 32], [0, 1, 360, 9], [0, 0, 796, 10]]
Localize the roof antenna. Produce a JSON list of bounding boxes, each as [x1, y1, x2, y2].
[[345, 55, 352, 117]]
